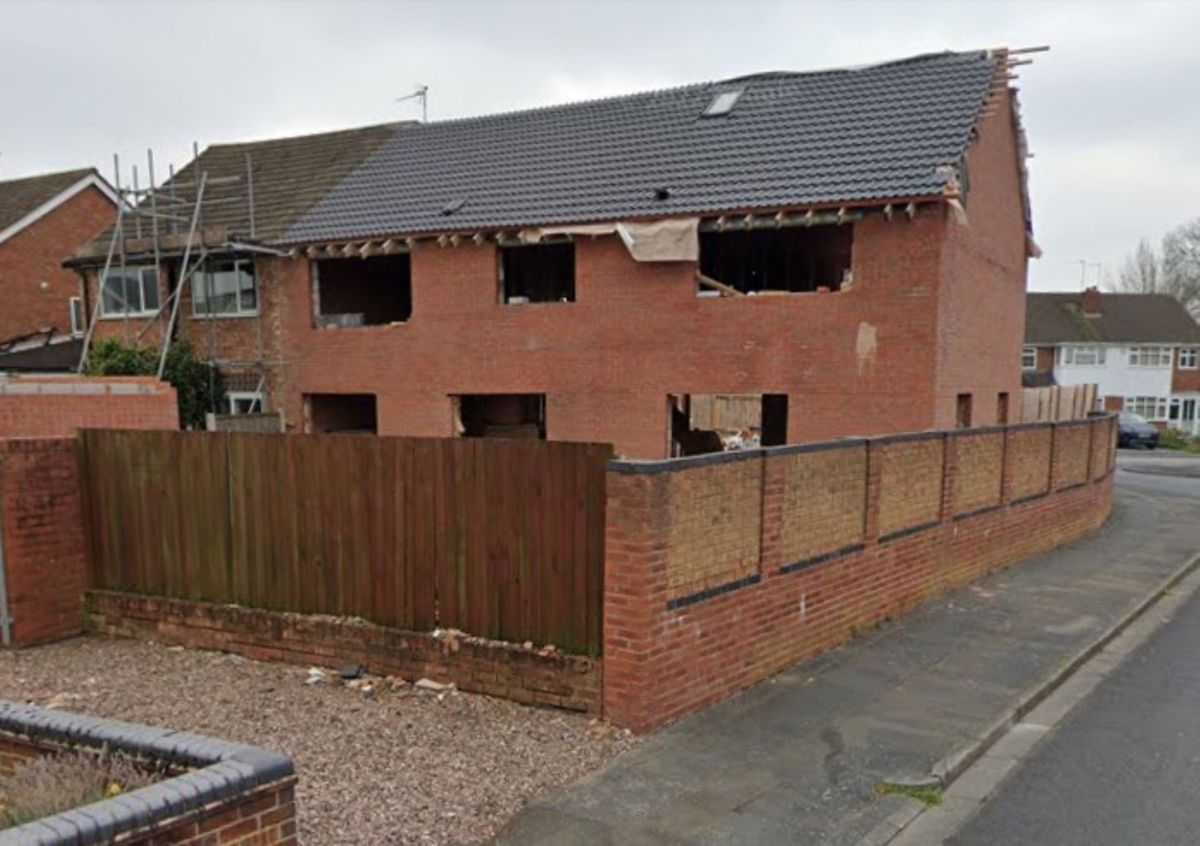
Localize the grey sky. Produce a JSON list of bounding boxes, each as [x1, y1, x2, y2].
[[2, 0, 1196, 291]]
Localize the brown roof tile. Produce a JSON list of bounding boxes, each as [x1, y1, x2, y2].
[[0, 168, 98, 235], [1026, 292, 1200, 345]]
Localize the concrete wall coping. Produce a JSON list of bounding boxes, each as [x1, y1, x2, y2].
[[0, 700, 293, 845], [608, 415, 1113, 476]]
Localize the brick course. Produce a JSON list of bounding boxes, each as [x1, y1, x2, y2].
[[603, 416, 1115, 732], [85, 591, 601, 713], [0, 438, 86, 646], [0, 376, 178, 439]]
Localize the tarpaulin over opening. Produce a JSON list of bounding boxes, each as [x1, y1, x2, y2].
[[517, 217, 699, 262]]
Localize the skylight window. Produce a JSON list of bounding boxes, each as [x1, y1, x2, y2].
[[703, 90, 742, 117]]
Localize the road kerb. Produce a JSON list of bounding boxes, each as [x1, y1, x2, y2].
[[878, 550, 1200, 845]]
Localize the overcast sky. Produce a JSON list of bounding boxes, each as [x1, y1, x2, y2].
[[2, 0, 1196, 291]]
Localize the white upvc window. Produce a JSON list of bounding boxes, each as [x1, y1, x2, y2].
[[1059, 345, 1106, 366], [1179, 347, 1198, 370], [68, 296, 85, 335], [227, 391, 264, 414], [192, 259, 257, 317], [100, 266, 160, 317], [1021, 346, 1038, 371], [1128, 345, 1172, 367], [1125, 396, 1169, 421]]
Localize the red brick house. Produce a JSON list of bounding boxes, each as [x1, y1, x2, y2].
[[0, 169, 118, 365], [71, 48, 1036, 458]]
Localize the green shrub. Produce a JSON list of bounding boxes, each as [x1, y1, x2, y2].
[[85, 339, 224, 429], [1159, 428, 1200, 453]]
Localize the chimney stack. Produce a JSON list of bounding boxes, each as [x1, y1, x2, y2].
[[1081, 286, 1101, 316]]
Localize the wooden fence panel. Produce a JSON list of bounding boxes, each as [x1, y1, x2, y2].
[[80, 430, 609, 655]]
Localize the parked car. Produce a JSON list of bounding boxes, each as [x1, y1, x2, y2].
[[1117, 412, 1159, 449]]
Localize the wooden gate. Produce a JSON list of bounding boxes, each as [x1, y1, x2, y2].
[[79, 430, 611, 655]]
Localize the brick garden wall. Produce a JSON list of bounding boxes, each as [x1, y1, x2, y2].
[[0, 375, 178, 439], [0, 438, 87, 646], [86, 591, 601, 713], [603, 415, 1116, 732], [0, 712, 296, 845]]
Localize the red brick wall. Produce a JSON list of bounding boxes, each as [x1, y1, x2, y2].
[[0, 438, 86, 646], [86, 591, 601, 713], [934, 86, 1029, 427], [253, 212, 953, 458], [0, 375, 178, 439], [0, 185, 114, 342], [0, 730, 296, 845], [1172, 346, 1200, 393], [603, 415, 1115, 732], [130, 779, 297, 845]]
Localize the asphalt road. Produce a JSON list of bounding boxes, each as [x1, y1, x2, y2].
[[949, 450, 1200, 846]]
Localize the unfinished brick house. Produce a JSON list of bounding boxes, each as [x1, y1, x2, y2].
[[70, 48, 1036, 457], [0, 169, 118, 368]]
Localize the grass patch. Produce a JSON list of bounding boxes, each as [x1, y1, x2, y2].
[[878, 781, 943, 806]]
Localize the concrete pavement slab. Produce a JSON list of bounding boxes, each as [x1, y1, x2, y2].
[[497, 471, 1200, 845]]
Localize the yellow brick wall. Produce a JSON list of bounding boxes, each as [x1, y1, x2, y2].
[[778, 446, 867, 563], [952, 431, 1004, 515], [666, 458, 762, 596], [1054, 424, 1090, 488], [878, 437, 944, 537], [1008, 427, 1051, 500]]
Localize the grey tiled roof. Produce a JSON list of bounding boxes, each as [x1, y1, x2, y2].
[[0, 168, 97, 234], [1026, 293, 1200, 344], [283, 50, 997, 244]]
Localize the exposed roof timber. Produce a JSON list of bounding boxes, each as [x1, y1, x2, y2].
[[289, 197, 941, 253]]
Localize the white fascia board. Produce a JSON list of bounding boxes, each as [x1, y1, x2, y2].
[[0, 173, 119, 247]]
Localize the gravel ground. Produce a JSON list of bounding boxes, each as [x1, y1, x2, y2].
[[0, 637, 638, 845]]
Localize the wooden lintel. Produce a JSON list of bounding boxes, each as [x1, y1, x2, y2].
[[696, 272, 745, 298]]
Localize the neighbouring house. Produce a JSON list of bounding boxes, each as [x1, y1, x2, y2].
[[69, 48, 1036, 458], [1024, 287, 1200, 434], [0, 168, 118, 368]]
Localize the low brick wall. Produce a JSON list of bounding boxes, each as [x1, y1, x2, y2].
[[86, 591, 601, 713], [0, 375, 178, 439], [603, 416, 1116, 732], [0, 438, 86, 646], [0, 701, 295, 845]]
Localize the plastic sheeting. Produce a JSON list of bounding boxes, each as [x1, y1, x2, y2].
[[517, 217, 699, 262]]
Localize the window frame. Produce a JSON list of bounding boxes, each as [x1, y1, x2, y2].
[[1128, 345, 1172, 368], [1124, 395, 1169, 421], [191, 258, 258, 318], [227, 391, 265, 415], [99, 266, 160, 318], [1021, 346, 1038, 371], [1179, 347, 1198, 370], [68, 296, 85, 335], [1058, 345, 1106, 367]]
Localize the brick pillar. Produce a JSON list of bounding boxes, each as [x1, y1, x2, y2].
[[863, 441, 883, 542], [939, 432, 956, 522], [1048, 423, 1061, 490], [999, 427, 1015, 504], [759, 451, 784, 573], [602, 469, 670, 732], [0, 438, 88, 646]]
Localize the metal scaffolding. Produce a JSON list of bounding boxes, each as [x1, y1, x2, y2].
[[76, 147, 259, 377]]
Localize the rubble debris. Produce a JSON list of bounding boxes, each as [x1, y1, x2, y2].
[[339, 663, 365, 680]]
